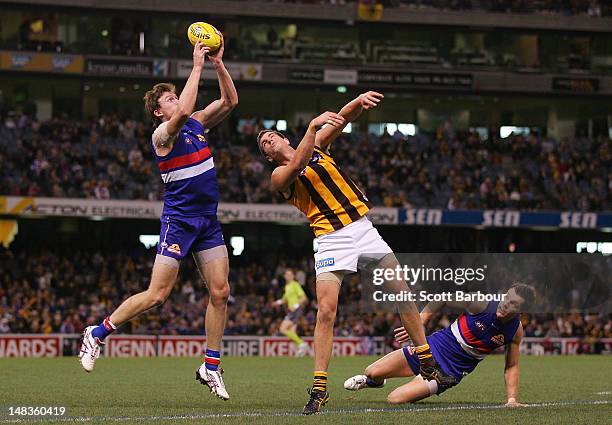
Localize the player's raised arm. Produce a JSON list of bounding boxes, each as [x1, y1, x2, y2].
[[168, 43, 208, 136], [191, 33, 239, 129], [150, 43, 208, 156], [504, 324, 526, 407], [315, 91, 384, 150], [270, 112, 345, 192]]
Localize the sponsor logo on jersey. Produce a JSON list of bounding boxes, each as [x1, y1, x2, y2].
[[315, 257, 335, 269], [491, 334, 505, 345], [167, 243, 182, 255], [475, 321, 486, 331]]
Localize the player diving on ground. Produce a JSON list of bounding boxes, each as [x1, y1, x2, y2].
[[344, 283, 535, 407]]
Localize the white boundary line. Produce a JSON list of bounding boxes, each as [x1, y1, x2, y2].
[[1, 400, 609, 423]]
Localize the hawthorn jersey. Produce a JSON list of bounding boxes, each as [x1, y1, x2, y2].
[[286, 146, 371, 236]]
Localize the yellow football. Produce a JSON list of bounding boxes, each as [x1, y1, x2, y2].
[[187, 22, 222, 51]]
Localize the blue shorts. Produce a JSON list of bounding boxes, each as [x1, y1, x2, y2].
[[402, 329, 481, 383], [157, 214, 225, 261]]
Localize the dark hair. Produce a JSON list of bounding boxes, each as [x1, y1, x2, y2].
[[143, 82, 176, 127], [256, 129, 286, 164], [510, 282, 536, 309]]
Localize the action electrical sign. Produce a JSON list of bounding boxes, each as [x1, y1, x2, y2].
[[3, 197, 612, 229]]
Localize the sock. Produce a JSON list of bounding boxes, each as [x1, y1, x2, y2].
[[366, 376, 384, 388], [205, 348, 221, 371], [285, 330, 304, 346], [312, 371, 328, 393], [91, 317, 116, 342], [415, 343, 434, 364]]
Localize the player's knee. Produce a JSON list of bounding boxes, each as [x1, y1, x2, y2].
[[364, 364, 379, 379], [209, 283, 230, 306], [147, 289, 170, 307], [316, 303, 336, 325]]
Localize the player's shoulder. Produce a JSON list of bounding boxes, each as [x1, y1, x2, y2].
[[185, 116, 206, 132]]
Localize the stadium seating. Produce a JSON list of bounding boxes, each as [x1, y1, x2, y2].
[[1, 115, 609, 211], [1, 248, 609, 346]]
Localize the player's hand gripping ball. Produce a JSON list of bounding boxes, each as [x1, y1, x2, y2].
[[187, 22, 222, 52]]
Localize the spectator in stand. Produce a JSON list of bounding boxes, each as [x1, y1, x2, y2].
[[0, 115, 610, 211]]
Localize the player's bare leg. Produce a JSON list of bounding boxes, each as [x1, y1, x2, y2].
[[386, 375, 434, 404], [194, 248, 231, 400], [376, 253, 457, 391], [110, 260, 178, 324], [79, 256, 179, 372], [345, 349, 436, 404], [345, 349, 412, 390], [303, 276, 340, 414]]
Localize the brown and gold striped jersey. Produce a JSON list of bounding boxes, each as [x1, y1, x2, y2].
[[284, 146, 372, 236]]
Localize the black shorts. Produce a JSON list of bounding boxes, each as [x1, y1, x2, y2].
[[283, 306, 303, 323]]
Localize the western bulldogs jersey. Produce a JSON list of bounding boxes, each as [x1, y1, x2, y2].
[[404, 301, 520, 381], [152, 118, 219, 217]]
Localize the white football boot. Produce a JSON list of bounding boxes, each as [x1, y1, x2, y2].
[[296, 342, 309, 357], [78, 326, 103, 372], [344, 374, 386, 391], [196, 364, 230, 400]]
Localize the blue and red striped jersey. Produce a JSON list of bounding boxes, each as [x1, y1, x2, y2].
[[449, 301, 520, 357], [152, 118, 219, 217]]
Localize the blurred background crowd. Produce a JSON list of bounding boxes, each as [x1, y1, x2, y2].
[[1, 115, 610, 211], [1, 248, 610, 354]]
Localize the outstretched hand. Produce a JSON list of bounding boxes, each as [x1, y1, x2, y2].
[[310, 111, 346, 129], [358, 91, 384, 110], [207, 29, 225, 65], [393, 326, 412, 344], [193, 42, 211, 68]]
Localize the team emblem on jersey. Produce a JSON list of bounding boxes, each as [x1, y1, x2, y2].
[[168, 243, 182, 255], [491, 334, 505, 345], [196, 134, 206, 142], [309, 153, 321, 164]]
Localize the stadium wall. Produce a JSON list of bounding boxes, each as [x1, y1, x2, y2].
[[1, 334, 610, 358]]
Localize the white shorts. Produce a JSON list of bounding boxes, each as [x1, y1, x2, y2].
[[314, 216, 393, 276]]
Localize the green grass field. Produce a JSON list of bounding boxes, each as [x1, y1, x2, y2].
[[0, 356, 610, 424]]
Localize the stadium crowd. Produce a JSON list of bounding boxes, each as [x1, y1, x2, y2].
[[1, 114, 610, 211], [1, 249, 610, 355]]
